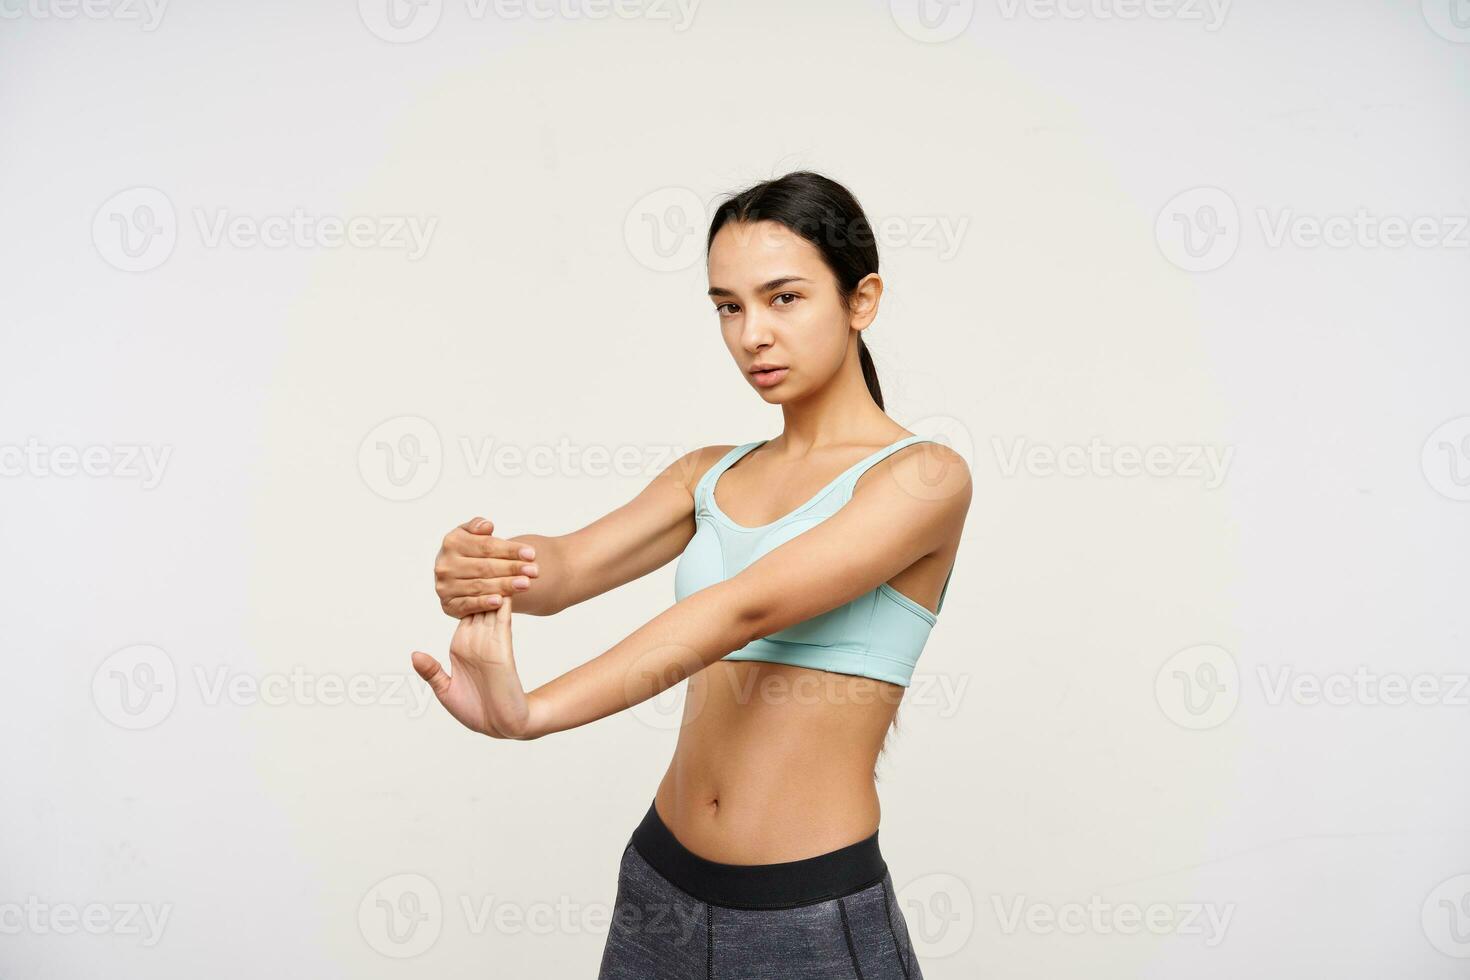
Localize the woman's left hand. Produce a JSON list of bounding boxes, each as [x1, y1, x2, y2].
[[411, 596, 538, 739]]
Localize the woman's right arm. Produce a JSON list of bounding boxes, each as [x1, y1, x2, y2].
[[433, 445, 733, 619]]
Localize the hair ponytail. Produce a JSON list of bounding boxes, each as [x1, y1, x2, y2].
[[856, 335, 883, 411]]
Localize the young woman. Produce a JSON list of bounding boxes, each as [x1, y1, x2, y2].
[[412, 171, 971, 979]]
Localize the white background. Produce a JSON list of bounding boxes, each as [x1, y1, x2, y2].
[[2, 0, 1468, 976]]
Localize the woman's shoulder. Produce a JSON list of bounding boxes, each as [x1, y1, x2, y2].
[[853, 434, 973, 515], [665, 442, 746, 497]]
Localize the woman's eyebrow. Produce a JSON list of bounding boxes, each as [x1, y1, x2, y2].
[[707, 276, 812, 298]]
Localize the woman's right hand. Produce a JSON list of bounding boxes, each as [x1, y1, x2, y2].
[[434, 517, 539, 618]]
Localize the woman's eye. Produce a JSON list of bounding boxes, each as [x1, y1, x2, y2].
[[773, 293, 798, 306], [715, 303, 738, 316]]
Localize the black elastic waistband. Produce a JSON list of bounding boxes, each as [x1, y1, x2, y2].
[[628, 799, 888, 910]]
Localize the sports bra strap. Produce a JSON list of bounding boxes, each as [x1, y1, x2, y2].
[[835, 434, 942, 500], [695, 441, 762, 509]]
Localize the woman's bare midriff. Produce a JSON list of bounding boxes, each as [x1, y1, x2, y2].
[[653, 659, 904, 865]]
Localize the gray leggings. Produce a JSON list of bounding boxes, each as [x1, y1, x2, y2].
[[598, 802, 924, 979]]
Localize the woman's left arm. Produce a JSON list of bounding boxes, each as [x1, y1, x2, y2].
[[415, 442, 972, 739]]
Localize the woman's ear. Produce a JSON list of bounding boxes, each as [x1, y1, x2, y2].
[[848, 273, 883, 330]]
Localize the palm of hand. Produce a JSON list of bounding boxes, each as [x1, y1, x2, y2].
[[412, 600, 519, 737]]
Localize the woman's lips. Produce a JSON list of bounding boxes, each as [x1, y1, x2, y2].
[[750, 367, 789, 388]]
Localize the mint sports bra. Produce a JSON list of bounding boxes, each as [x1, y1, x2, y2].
[[673, 435, 953, 688]]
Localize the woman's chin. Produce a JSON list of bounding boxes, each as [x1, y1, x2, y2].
[[754, 386, 797, 404]]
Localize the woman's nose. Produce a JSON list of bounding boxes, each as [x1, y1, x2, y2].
[[740, 312, 775, 351]]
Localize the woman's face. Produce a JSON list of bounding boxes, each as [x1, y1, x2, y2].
[[706, 219, 878, 403]]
